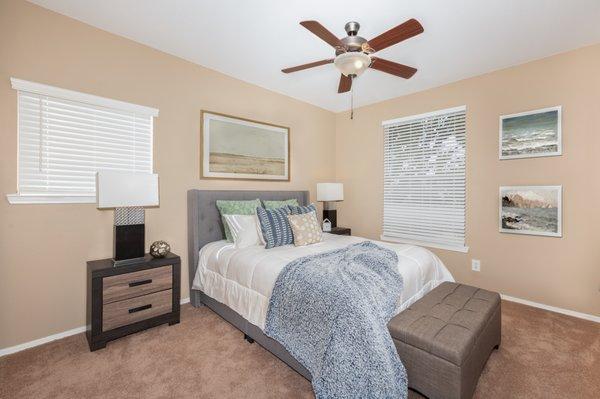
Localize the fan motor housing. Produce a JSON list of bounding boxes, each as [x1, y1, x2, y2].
[[339, 35, 367, 54], [335, 21, 367, 54]]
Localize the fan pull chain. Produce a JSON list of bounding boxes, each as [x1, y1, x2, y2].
[[350, 75, 354, 120]]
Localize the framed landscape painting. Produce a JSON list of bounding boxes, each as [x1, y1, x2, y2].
[[499, 106, 561, 159], [201, 111, 289, 181], [499, 186, 562, 237]]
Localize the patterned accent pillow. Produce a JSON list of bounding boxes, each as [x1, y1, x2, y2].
[[288, 203, 317, 215], [256, 206, 294, 249], [287, 211, 323, 246], [263, 199, 299, 210], [216, 199, 262, 242]]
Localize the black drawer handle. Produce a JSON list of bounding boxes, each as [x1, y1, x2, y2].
[[128, 304, 152, 314], [129, 279, 152, 287]]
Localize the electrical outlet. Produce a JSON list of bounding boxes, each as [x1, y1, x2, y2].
[[471, 259, 481, 272]]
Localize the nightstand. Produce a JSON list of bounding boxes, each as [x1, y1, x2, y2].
[[86, 252, 180, 351], [328, 227, 351, 236]]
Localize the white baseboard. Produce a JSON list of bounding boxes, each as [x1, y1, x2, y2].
[[0, 325, 87, 357], [2, 295, 595, 357], [501, 294, 599, 323], [0, 297, 191, 357]]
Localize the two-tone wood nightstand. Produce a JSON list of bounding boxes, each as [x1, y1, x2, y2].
[[86, 252, 180, 351], [328, 227, 351, 236]]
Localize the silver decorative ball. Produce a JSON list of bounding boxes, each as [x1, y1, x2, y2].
[[150, 240, 170, 258]]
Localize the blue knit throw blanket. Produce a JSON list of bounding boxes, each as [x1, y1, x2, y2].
[[265, 241, 407, 399]]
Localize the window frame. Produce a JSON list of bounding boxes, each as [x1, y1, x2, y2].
[[380, 105, 468, 253], [7, 78, 158, 205]]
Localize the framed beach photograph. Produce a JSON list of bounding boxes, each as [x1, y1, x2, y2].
[[499, 106, 561, 159], [499, 186, 562, 237], [201, 111, 289, 181]]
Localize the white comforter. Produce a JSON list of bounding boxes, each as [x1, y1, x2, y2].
[[192, 233, 454, 330]]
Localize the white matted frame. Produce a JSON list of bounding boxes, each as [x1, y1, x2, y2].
[[499, 185, 562, 237], [499, 106, 562, 160], [201, 111, 290, 181]]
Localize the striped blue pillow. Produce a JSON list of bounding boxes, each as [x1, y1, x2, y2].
[[256, 206, 294, 249], [288, 203, 317, 215]]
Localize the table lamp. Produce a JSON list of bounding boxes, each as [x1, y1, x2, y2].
[[96, 171, 159, 266], [316, 183, 344, 228]]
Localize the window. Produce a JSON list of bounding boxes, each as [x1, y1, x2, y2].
[[8, 78, 158, 204], [381, 106, 467, 252]]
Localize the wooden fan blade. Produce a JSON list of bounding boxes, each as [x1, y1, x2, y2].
[[282, 59, 334, 73], [300, 20, 345, 49], [366, 19, 423, 52], [370, 57, 417, 79], [338, 74, 352, 93]]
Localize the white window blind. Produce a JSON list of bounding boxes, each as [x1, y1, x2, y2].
[[9, 78, 158, 204], [381, 106, 467, 252]]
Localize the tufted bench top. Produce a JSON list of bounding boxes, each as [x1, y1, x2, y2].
[[388, 282, 500, 366]]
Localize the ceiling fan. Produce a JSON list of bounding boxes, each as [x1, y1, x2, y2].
[[282, 19, 424, 94]]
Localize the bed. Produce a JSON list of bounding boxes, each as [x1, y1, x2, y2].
[[187, 189, 454, 381]]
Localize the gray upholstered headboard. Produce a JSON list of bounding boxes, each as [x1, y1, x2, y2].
[[187, 189, 309, 304]]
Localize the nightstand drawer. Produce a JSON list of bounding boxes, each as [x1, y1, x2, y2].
[[103, 289, 172, 331], [103, 265, 172, 304]]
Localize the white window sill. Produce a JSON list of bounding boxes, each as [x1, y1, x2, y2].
[[6, 194, 96, 205], [380, 235, 469, 253]]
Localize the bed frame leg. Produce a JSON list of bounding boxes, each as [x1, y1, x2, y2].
[[244, 334, 255, 344]]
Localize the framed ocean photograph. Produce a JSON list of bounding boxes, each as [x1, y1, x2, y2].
[[201, 111, 289, 181], [499, 106, 561, 159], [499, 186, 562, 237]]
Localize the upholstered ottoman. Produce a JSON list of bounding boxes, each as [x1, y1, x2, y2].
[[388, 282, 501, 399]]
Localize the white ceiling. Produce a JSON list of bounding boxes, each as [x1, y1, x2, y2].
[[29, 0, 600, 112]]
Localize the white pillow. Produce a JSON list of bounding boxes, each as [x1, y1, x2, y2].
[[224, 214, 262, 248], [254, 214, 266, 246]]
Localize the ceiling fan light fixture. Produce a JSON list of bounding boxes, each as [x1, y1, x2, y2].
[[334, 52, 371, 77]]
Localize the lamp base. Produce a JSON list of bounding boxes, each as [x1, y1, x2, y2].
[[114, 223, 145, 261], [113, 207, 145, 267], [323, 209, 337, 228]]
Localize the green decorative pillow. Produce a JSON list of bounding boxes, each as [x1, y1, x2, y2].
[[216, 199, 262, 242], [263, 199, 299, 210]]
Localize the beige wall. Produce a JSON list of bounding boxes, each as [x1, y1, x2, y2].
[[336, 44, 600, 317], [0, 0, 336, 349]]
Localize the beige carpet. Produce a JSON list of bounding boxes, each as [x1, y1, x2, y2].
[[1, 300, 598, 398]]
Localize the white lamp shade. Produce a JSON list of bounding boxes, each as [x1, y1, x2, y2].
[[96, 171, 159, 208], [317, 183, 344, 202]]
